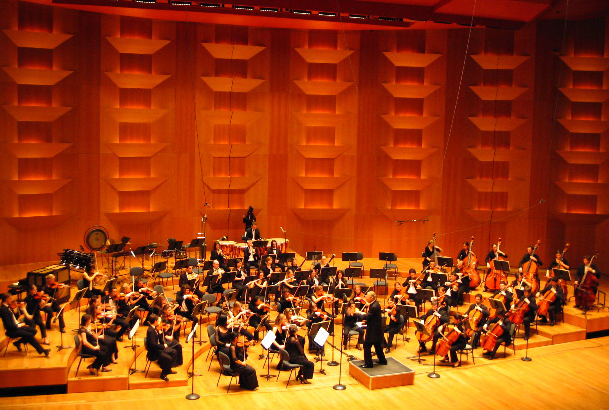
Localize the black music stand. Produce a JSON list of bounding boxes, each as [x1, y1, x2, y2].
[[432, 272, 448, 291], [417, 288, 435, 312], [553, 269, 571, 282], [334, 288, 353, 303], [379, 253, 397, 273], [344, 267, 362, 286], [494, 260, 510, 273], [398, 304, 417, 343], [191, 302, 207, 346], [370, 268, 388, 289], [269, 272, 284, 285], [310, 321, 331, 374], [188, 239, 205, 260], [278, 252, 295, 264], [294, 285, 310, 298], [320, 266, 337, 285], [186, 323, 200, 400], [127, 319, 143, 375], [437, 256, 453, 268], [295, 270, 309, 283], [70, 288, 87, 331], [489, 298, 507, 315], [409, 320, 428, 364], [306, 251, 323, 269], [333, 303, 348, 390]]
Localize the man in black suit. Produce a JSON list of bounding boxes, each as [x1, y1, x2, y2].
[[146, 314, 177, 381], [0, 293, 50, 357], [359, 291, 387, 368], [244, 222, 262, 241]]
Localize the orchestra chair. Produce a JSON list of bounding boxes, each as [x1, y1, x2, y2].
[[153, 285, 174, 303], [223, 289, 237, 309], [73, 335, 94, 376], [217, 351, 239, 392], [346, 329, 361, 349], [129, 267, 145, 290], [206, 325, 218, 370], [275, 348, 303, 388], [143, 337, 158, 378], [202, 294, 222, 322], [349, 252, 364, 272], [500, 324, 517, 358], [155, 261, 174, 289], [3, 336, 26, 356], [458, 343, 475, 364], [76, 279, 86, 291], [384, 315, 405, 350]]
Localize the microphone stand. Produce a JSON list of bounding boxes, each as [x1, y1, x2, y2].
[[427, 350, 440, 379], [333, 338, 346, 390], [521, 334, 532, 362], [327, 301, 338, 366], [186, 324, 200, 400]]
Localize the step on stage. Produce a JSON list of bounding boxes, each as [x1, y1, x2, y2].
[[349, 357, 414, 390]]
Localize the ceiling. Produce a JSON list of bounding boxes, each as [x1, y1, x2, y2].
[[36, 0, 609, 30]]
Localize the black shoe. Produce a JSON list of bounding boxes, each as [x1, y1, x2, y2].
[[60, 328, 66, 334], [377, 360, 388, 365], [13, 342, 22, 352], [524, 336, 529, 341], [540, 317, 548, 324], [488, 353, 495, 360], [384, 348, 390, 354], [42, 349, 51, 357], [360, 364, 374, 369], [160, 373, 169, 381], [550, 322, 555, 327]]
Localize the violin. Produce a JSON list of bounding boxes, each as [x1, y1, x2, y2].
[[34, 291, 50, 300]]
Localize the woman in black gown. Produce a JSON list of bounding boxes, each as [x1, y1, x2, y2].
[[79, 314, 112, 375], [228, 332, 259, 391], [285, 325, 314, 384]]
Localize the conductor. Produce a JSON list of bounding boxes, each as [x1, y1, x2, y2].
[[359, 291, 388, 368]]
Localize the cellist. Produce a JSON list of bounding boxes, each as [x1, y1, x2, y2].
[[481, 313, 512, 360], [417, 302, 448, 354], [437, 322, 467, 367], [518, 245, 543, 293], [536, 278, 564, 326], [463, 294, 489, 348], [510, 288, 537, 340]]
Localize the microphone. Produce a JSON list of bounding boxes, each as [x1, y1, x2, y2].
[[203, 202, 210, 207], [280, 226, 286, 233]]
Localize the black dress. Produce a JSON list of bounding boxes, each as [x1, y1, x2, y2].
[[229, 344, 258, 390], [79, 326, 111, 369], [285, 334, 314, 380]]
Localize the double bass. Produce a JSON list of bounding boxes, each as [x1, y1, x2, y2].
[[522, 240, 541, 295], [549, 243, 570, 299], [485, 238, 507, 292], [575, 252, 599, 310], [464, 236, 480, 289]]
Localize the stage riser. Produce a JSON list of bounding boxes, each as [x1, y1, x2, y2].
[[349, 358, 415, 390], [0, 367, 66, 389], [68, 376, 128, 393]]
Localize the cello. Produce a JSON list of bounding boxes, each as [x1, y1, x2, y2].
[[485, 238, 507, 292], [536, 286, 558, 318], [436, 323, 462, 358], [522, 240, 541, 295], [575, 252, 599, 310], [480, 315, 506, 352], [415, 311, 441, 343], [508, 296, 531, 325]]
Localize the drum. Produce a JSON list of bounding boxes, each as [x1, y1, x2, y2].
[[234, 243, 246, 258], [218, 241, 237, 258], [268, 238, 289, 253]]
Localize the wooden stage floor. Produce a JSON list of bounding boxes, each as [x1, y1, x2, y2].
[[1, 255, 608, 409]]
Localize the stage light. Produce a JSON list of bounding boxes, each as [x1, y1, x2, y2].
[[200, 2, 221, 7], [260, 7, 278, 12], [135, 0, 156, 3], [170, 0, 191, 5], [349, 14, 367, 19], [292, 10, 311, 15], [378, 16, 402, 22], [318, 12, 336, 17], [233, 5, 254, 10]]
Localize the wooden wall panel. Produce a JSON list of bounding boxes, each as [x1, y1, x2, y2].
[[0, 0, 607, 276]]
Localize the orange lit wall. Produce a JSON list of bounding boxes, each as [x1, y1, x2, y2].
[[0, 0, 607, 277]]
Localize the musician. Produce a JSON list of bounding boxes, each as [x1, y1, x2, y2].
[[79, 314, 112, 375], [518, 246, 543, 273], [439, 322, 467, 367], [243, 239, 259, 271], [485, 244, 508, 267], [268, 240, 284, 271], [161, 317, 183, 367], [464, 294, 489, 348], [512, 288, 537, 340], [99, 291, 131, 342], [547, 251, 569, 276], [178, 265, 204, 299], [342, 302, 363, 350], [284, 307, 307, 327], [247, 296, 272, 341], [402, 269, 423, 305], [242, 205, 256, 230], [281, 268, 298, 292], [417, 302, 449, 354], [23, 285, 49, 345], [271, 313, 288, 351], [0, 293, 50, 357], [422, 239, 443, 269], [247, 271, 268, 302], [445, 273, 462, 307], [227, 331, 259, 391], [175, 285, 199, 328], [210, 241, 227, 270], [86, 296, 124, 350], [207, 259, 226, 303], [226, 302, 255, 342], [537, 279, 564, 326], [82, 265, 105, 297], [511, 272, 531, 300], [305, 269, 320, 294], [232, 259, 248, 302], [351, 285, 366, 308], [42, 274, 66, 333], [454, 242, 472, 302], [482, 315, 512, 360], [285, 324, 314, 384], [279, 289, 298, 313], [331, 270, 348, 292], [493, 281, 514, 309], [260, 256, 275, 278], [422, 263, 441, 292], [216, 313, 236, 355], [359, 291, 387, 368], [146, 314, 178, 381], [574, 256, 600, 308], [244, 221, 262, 241], [383, 298, 403, 352]]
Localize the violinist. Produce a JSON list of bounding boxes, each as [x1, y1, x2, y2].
[[271, 313, 289, 352], [383, 298, 403, 352], [537, 279, 564, 326], [433, 286, 450, 314], [216, 314, 236, 355], [232, 259, 248, 301], [146, 314, 178, 381], [210, 241, 227, 270], [260, 256, 275, 278], [207, 259, 226, 304], [305, 269, 320, 294], [438, 322, 467, 367], [279, 289, 298, 313], [161, 317, 183, 367], [444, 273, 461, 307], [135, 279, 157, 302], [243, 239, 259, 271], [464, 294, 489, 348], [403, 269, 423, 305], [87, 296, 124, 351], [351, 285, 366, 308], [227, 331, 259, 391], [417, 302, 449, 354], [79, 314, 112, 375], [422, 239, 443, 270], [285, 324, 314, 384], [42, 274, 66, 333], [311, 286, 336, 327], [0, 293, 50, 357], [486, 243, 508, 266], [284, 307, 307, 327], [179, 265, 204, 299], [100, 290, 131, 341], [482, 314, 512, 360], [511, 288, 537, 340], [331, 270, 348, 291], [175, 285, 200, 329], [342, 302, 363, 350], [159, 302, 183, 341], [82, 265, 105, 297], [226, 307, 255, 342], [574, 255, 600, 309], [422, 263, 441, 292], [389, 282, 407, 304], [358, 291, 387, 368], [24, 285, 49, 345], [248, 296, 272, 341]]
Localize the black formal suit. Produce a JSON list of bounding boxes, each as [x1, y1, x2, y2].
[[244, 228, 261, 241], [146, 326, 176, 376], [362, 300, 387, 367], [0, 304, 45, 354], [243, 246, 259, 271]]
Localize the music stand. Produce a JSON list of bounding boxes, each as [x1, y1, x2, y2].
[[489, 298, 507, 314], [437, 256, 453, 268], [188, 238, 205, 259], [432, 272, 448, 286], [186, 323, 201, 400], [222, 271, 236, 285], [409, 320, 427, 363], [311, 321, 331, 374], [398, 305, 417, 343], [128, 319, 143, 374], [191, 302, 207, 346], [341, 252, 357, 262], [54, 301, 71, 351], [334, 288, 353, 302], [417, 288, 435, 312], [344, 267, 362, 287], [552, 269, 571, 282], [494, 260, 510, 273], [295, 270, 309, 283], [260, 331, 277, 380], [294, 285, 310, 298], [70, 288, 87, 331], [306, 251, 322, 270], [320, 266, 337, 285]]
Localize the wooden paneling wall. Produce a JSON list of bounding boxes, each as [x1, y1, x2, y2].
[[0, 1, 607, 276]]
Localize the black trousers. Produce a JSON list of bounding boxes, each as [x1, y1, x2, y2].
[[7, 327, 45, 354], [24, 314, 46, 339], [43, 301, 65, 331], [363, 340, 386, 367]]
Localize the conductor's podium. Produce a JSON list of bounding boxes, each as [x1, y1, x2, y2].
[[349, 357, 415, 390]]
